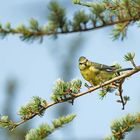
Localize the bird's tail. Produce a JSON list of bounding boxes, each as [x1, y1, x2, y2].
[[116, 68, 133, 72]]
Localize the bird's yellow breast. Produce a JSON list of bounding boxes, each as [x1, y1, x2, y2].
[[80, 66, 115, 86], [80, 67, 99, 85]]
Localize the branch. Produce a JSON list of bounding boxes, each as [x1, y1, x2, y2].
[[14, 65, 140, 128], [114, 78, 130, 110], [104, 113, 140, 140], [1, 0, 140, 42], [0, 17, 139, 39], [25, 114, 76, 140]]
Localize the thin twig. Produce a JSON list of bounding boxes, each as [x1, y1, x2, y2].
[[117, 79, 126, 110]]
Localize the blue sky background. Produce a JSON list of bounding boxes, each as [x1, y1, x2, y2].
[[0, 0, 140, 139]]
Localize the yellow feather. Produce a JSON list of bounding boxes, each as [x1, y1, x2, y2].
[[79, 56, 115, 86]]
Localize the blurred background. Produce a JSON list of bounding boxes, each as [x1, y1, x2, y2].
[[0, 0, 140, 139]]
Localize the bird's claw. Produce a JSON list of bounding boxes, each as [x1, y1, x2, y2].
[[84, 83, 93, 89]]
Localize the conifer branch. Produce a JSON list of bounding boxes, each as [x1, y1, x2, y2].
[[9, 65, 140, 129], [118, 80, 126, 110], [0, 16, 139, 41], [0, 0, 140, 42], [25, 114, 76, 140], [115, 78, 130, 110], [104, 113, 140, 140]]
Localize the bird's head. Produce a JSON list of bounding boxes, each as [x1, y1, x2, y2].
[[79, 56, 88, 70], [79, 56, 87, 64]]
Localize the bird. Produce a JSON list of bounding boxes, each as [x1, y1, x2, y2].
[[78, 56, 132, 86]]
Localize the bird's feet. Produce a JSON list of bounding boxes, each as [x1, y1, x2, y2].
[[84, 83, 93, 89]]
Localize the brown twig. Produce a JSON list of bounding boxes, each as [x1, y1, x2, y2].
[[116, 78, 126, 110], [13, 65, 140, 128]]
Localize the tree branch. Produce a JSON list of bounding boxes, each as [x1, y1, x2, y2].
[[104, 113, 140, 140], [0, 17, 139, 38], [14, 65, 140, 128]]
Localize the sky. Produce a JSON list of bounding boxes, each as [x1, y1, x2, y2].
[[0, 0, 140, 139]]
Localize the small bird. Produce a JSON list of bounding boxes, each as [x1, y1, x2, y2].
[[78, 56, 132, 86]]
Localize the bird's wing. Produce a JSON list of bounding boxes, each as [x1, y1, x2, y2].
[[91, 62, 116, 72]]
